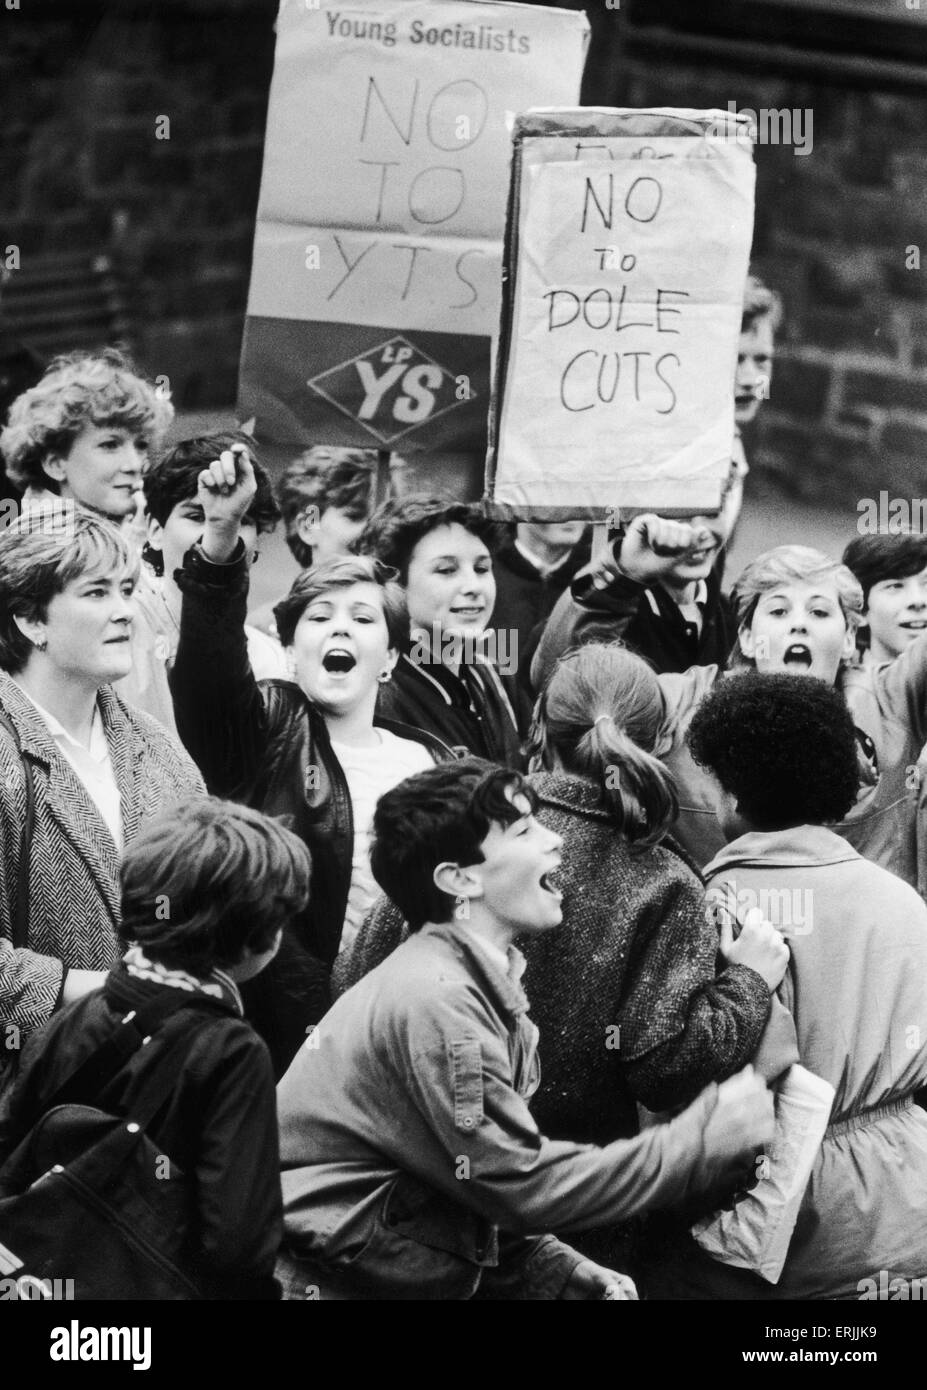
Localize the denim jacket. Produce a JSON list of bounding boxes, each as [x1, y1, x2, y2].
[[278, 921, 726, 1299]]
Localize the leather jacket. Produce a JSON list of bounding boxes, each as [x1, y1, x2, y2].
[[170, 541, 452, 1073]]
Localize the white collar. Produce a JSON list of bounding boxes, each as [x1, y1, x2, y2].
[[13, 683, 106, 758], [514, 536, 574, 578], [469, 932, 527, 984], [645, 578, 709, 616]]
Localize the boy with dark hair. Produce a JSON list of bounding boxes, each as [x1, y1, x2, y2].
[[277, 757, 774, 1301], [143, 431, 280, 544], [842, 531, 927, 664], [656, 673, 927, 1299], [0, 797, 312, 1300], [842, 531, 927, 903], [117, 432, 286, 730]]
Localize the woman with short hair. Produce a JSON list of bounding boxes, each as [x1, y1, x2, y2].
[[0, 506, 203, 1049]]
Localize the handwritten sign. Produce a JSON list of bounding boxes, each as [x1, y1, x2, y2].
[[239, 1, 589, 452], [486, 108, 756, 517]]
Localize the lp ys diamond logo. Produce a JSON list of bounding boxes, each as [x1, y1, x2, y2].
[[307, 336, 472, 445]]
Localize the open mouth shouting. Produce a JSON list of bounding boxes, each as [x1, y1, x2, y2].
[[782, 643, 813, 670], [321, 647, 356, 675], [538, 864, 562, 902]]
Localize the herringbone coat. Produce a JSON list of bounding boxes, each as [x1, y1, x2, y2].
[[0, 672, 204, 1038]]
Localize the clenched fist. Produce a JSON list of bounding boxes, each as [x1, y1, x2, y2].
[[702, 1066, 776, 1168], [609, 513, 721, 587], [197, 443, 257, 564]]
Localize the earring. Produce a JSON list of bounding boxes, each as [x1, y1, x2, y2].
[[377, 669, 392, 684], [454, 896, 470, 921], [33, 637, 48, 653]]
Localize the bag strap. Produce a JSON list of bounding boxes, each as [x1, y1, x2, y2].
[[0, 708, 36, 950], [40, 991, 225, 1128]]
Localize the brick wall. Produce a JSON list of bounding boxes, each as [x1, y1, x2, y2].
[[605, 50, 927, 509], [2, 1, 925, 508]]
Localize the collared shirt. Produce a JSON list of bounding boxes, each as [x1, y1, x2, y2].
[[513, 537, 575, 580], [644, 577, 708, 639], [14, 684, 123, 852], [468, 931, 527, 986]]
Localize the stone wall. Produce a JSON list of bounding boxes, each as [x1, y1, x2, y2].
[[596, 7, 927, 506]]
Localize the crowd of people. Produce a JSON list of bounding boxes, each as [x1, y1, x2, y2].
[[0, 271, 926, 1302]]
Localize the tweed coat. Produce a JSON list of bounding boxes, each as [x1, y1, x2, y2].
[[0, 672, 204, 1038]]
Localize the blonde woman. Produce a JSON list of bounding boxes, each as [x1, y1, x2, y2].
[[1, 347, 172, 532]]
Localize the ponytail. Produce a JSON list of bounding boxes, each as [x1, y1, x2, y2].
[[576, 715, 678, 845], [534, 643, 678, 845]]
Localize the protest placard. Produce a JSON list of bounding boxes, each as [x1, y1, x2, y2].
[[238, 1, 589, 454], [486, 108, 756, 518]]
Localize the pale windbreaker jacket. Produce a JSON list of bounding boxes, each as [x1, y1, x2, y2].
[[701, 825, 927, 1299], [278, 919, 743, 1300]]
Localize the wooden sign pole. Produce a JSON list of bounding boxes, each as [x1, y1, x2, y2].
[[590, 519, 610, 565], [375, 449, 392, 509]]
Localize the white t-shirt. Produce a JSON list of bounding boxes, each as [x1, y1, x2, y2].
[[329, 728, 433, 957]]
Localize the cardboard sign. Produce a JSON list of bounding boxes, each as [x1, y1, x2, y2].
[[486, 108, 756, 518], [238, 0, 589, 452]]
